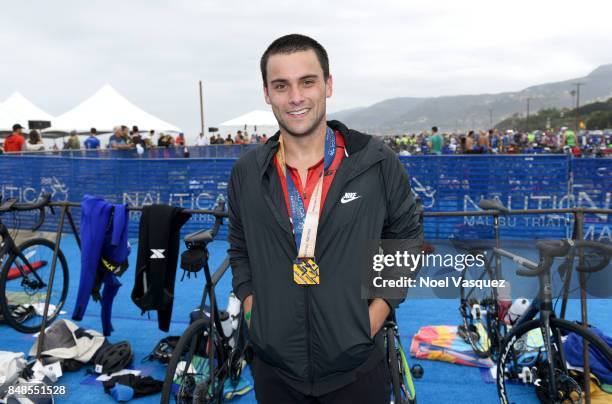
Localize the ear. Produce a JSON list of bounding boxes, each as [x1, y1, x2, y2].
[[264, 85, 271, 105], [325, 74, 333, 98]]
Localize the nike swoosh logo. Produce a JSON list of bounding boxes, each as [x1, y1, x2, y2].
[[340, 195, 362, 204]]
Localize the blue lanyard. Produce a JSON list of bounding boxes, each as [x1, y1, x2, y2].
[[284, 127, 336, 250]]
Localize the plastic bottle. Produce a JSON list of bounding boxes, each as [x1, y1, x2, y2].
[[505, 298, 530, 325]]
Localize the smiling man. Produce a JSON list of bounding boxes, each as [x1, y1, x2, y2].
[[228, 34, 422, 403]]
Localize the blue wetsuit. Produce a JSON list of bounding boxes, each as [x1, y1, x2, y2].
[[72, 196, 130, 335]]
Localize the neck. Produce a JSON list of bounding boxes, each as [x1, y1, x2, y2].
[[280, 121, 327, 169]]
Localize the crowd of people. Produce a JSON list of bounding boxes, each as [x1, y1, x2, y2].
[[385, 126, 612, 157], [1, 123, 273, 153], [2, 122, 611, 157]]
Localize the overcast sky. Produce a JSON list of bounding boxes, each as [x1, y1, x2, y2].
[[2, 0, 612, 137]]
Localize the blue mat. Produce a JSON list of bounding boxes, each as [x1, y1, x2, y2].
[[0, 235, 610, 403]]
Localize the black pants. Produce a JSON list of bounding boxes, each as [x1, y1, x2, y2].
[[251, 355, 391, 404]]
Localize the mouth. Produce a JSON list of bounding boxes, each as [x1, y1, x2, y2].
[[286, 108, 310, 119]]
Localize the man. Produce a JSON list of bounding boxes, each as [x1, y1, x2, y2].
[[4, 123, 26, 152], [175, 132, 185, 146], [228, 34, 422, 403], [196, 132, 207, 146], [428, 126, 443, 154], [84, 128, 101, 149], [109, 127, 133, 150], [65, 130, 81, 150]]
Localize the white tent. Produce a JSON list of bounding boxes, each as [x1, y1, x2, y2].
[[0, 92, 55, 135], [218, 110, 278, 140], [46, 84, 181, 135]]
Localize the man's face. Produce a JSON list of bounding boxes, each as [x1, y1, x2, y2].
[[264, 50, 332, 138]]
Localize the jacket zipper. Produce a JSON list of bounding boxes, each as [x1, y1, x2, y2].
[[305, 287, 314, 385]]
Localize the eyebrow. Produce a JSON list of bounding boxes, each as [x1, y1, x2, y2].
[[270, 74, 319, 85]]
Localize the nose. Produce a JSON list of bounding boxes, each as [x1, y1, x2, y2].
[[288, 85, 305, 107]]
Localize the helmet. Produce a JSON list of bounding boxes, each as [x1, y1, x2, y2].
[[93, 341, 133, 374]]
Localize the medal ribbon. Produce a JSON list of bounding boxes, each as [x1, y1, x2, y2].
[[278, 127, 335, 255]]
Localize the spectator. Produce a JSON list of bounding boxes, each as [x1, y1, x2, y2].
[[261, 133, 268, 143], [109, 127, 132, 149], [196, 132, 207, 146], [478, 130, 490, 152], [234, 133, 244, 144], [25, 130, 45, 151], [224, 134, 234, 145], [428, 126, 443, 154], [65, 130, 81, 150], [84, 128, 101, 149], [4, 123, 26, 152], [146, 130, 155, 148], [175, 132, 185, 146], [130, 129, 146, 148], [157, 133, 174, 148]]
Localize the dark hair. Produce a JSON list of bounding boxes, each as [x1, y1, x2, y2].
[[260, 34, 329, 87], [432, 126, 438, 133], [90, 127, 97, 134], [29, 130, 41, 144]]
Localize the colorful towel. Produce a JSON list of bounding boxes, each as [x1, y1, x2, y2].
[[410, 325, 494, 368]]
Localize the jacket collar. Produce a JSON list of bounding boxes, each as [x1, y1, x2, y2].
[[255, 119, 376, 176]]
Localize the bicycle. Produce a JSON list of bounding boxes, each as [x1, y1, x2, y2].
[[457, 198, 510, 358], [495, 239, 612, 403], [385, 310, 421, 404], [161, 202, 250, 404], [0, 193, 69, 333]]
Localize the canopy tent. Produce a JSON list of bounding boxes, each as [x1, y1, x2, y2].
[[0, 92, 55, 136], [44, 84, 181, 135], [218, 110, 278, 140]]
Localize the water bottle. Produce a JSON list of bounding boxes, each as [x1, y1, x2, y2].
[[183, 146, 190, 158], [505, 298, 530, 325], [226, 293, 241, 331]]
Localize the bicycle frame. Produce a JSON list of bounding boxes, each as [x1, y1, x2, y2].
[[0, 222, 46, 288]]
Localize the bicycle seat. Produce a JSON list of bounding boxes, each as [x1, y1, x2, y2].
[[184, 229, 214, 244], [0, 198, 17, 212], [479, 199, 509, 213], [536, 240, 570, 258]]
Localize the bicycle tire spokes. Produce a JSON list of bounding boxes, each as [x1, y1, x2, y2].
[[1, 239, 68, 333], [497, 318, 612, 404]]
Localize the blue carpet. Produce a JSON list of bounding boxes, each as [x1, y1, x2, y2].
[[0, 235, 610, 403]]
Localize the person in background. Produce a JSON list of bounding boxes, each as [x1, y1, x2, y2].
[[225, 134, 234, 145], [130, 128, 146, 148], [146, 130, 155, 148], [4, 123, 26, 152], [84, 128, 101, 149], [109, 127, 133, 149], [25, 129, 45, 151], [175, 132, 185, 146], [261, 133, 268, 143], [234, 133, 244, 144], [428, 126, 443, 154], [65, 130, 81, 150], [196, 132, 207, 146]]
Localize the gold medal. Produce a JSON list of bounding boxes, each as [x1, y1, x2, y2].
[[293, 258, 320, 285]]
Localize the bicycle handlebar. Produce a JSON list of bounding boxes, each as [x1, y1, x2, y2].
[[497, 239, 612, 278], [10, 193, 52, 231], [209, 200, 225, 239], [572, 240, 612, 274]]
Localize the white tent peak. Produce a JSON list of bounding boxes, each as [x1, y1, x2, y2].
[[0, 92, 54, 132], [48, 84, 181, 133]]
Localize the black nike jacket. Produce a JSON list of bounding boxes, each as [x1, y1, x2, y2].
[[228, 120, 422, 395]]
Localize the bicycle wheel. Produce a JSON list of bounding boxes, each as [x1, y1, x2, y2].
[[458, 255, 506, 358], [162, 316, 242, 404], [386, 325, 416, 404], [0, 238, 69, 333], [497, 318, 612, 404]]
